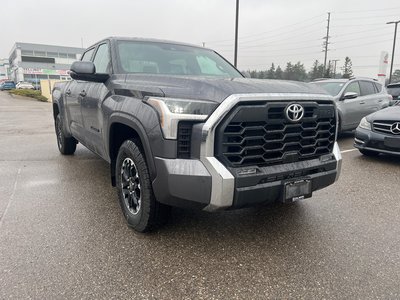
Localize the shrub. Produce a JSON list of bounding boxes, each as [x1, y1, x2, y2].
[[8, 89, 48, 102]]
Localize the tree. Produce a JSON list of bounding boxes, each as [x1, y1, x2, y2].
[[324, 61, 333, 78], [391, 69, 400, 83], [293, 62, 307, 81], [309, 60, 324, 80], [341, 57, 353, 78], [266, 63, 275, 79], [283, 62, 307, 81], [275, 65, 283, 79]]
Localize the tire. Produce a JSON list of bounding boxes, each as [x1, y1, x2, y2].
[[359, 149, 379, 157], [115, 139, 170, 232], [55, 114, 77, 155]]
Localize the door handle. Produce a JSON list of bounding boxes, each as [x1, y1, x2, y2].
[[359, 101, 365, 104], [378, 99, 383, 102], [65, 89, 71, 96], [79, 90, 87, 97]]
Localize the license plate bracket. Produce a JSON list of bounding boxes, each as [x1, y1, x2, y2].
[[283, 179, 312, 203]]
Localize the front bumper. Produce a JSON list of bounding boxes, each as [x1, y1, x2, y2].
[[152, 93, 342, 211], [152, 142, 341, 210], [354, 127, 400, 156]]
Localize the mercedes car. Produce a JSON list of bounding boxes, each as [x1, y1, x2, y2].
[[354, 105, 400, 156]]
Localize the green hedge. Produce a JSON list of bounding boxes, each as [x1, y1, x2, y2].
[[9, 89, 48, 102]]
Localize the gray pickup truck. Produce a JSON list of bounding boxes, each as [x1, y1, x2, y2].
[[52, 37, 342, 232]]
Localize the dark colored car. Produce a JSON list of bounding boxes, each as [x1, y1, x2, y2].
[[387, 82, 400, 105], [52, 37, 342, 232], [354, 106, 400, 156], [0, 81, 16, 90]]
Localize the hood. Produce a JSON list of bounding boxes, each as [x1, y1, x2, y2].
[[367, 106, 400, 122], [124, 74, 329, 103]]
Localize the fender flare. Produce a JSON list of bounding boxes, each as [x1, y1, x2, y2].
[[108, 112, 157, 181]]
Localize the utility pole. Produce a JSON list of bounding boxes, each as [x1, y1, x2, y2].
[[234, 0, 239, 67], [387, 20, 400, 84], [202, 42, 205, 47], [323, 12, 331, 74], [332, 59, 340, 78]]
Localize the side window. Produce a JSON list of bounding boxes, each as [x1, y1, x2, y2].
[[93, 43, 110, 74], [359, 81, 376, 96], [81, 48, 95, 62], [374, 82, 382, 93], [344, 81, 361, 95]]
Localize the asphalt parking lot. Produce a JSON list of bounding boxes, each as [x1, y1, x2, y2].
[[1, 91, 400, 299]]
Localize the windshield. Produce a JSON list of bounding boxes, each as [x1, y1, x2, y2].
[[117, 41, 243, 78], [387, 86, 400, 96], [312, 81, 345, 96]]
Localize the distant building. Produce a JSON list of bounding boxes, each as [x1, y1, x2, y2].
[[8, 42, 84, 85], [0, 58, 9, 81]]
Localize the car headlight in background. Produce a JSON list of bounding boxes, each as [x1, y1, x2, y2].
[[145, 97, 218, 139], [359, 117, 371, 131]]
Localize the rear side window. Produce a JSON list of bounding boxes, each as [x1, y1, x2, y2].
[[81, 48, 95, 62], [344, 81, 361, 95], [93, 43, 110, 73], [359, 81, 376, 96]]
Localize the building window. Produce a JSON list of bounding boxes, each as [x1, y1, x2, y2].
[[59, 53, 68, 58], [47, 52, 59, 58], [21, 50, 33, 56], [67, 53, 76, 59], [34, 51, 46, 57]]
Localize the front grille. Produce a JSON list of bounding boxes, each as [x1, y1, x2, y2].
[[373, 120, 400, 135], [177, 122, 193, 158], [215, 101, 336, 167]]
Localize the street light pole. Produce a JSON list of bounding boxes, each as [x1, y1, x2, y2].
[[234, 0, 239, 67], [387, 20, 400, 84]]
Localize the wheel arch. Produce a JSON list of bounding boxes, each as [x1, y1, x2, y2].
[[108, 114, 156, 186]]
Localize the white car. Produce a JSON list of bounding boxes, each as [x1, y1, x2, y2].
[[16, 81, 35, 90]]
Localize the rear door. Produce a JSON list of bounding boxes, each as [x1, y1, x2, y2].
[[80, 42, 111, 158], [359, 80, 380, 115], [65, 47, 95, 140]]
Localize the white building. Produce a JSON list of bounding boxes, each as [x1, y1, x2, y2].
[[8, 42, 84, 86], [0, 59, 9, 81]]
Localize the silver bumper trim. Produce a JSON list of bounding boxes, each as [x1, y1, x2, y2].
[[332, 142, 342, 182]]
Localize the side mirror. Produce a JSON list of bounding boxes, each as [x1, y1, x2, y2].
[[69, 61, 109, 83], [342, 92, 358, 100]]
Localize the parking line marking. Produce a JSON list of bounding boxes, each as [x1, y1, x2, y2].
[[0, 167, 21, 229], [341, 148, 358, 154]]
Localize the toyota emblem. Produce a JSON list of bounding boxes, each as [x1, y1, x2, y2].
[[285, 103, 304, 122], [390, 122, 400, 135]]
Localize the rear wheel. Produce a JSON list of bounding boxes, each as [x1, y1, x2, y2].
[[359, 149, 379, 157], [116, 139, 170, 232], [55, 114, 77, 155]]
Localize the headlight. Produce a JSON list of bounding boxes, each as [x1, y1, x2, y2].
[[359, 117, 371, 131], [145, 97, 218, 139]]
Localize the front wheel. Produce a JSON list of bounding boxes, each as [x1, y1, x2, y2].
[[55, 114, 77, 155], [116, 139, 170, 232]]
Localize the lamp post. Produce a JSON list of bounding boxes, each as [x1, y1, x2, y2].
[[387, 20, 400, 84], [234, 0, 239, 67]]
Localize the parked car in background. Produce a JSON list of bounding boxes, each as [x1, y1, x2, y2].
[[354, 106, 400, 156], [386, 82, 400, 105], [0, 81, 16, 90], [312, 78, 391, 132], [16, 81, 35, 90]]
